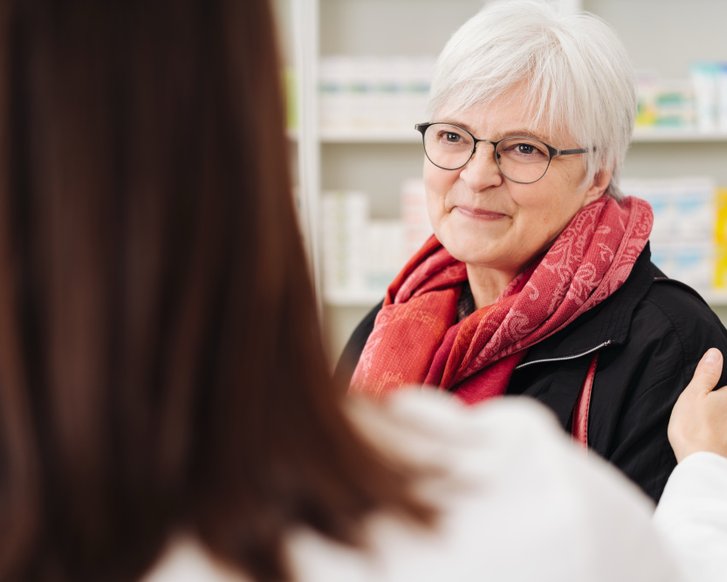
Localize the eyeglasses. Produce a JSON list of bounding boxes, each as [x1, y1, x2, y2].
[[414, 122, 589, 184]]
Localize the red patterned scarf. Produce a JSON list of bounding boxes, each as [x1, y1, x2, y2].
[[350, 196, 653, 404]]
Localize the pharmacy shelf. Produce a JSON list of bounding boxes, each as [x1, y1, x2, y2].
[[702, 290, 727, 306], [312, 0, 727, 358], [632, 129, 727, 143], [324, 289, 384, 307], [320, 128, 419, 143]]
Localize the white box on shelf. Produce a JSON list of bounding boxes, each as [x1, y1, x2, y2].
[[321, 190, 369, 295], [318, 56, 354, 131], [400, 178, 433, 257], [691, 62, 720, 133], [621, 176, 715, 245], [622, 175, 717, 295], [365, 220, 406, 292], [318, 55, 435, 134], [621, 178, 677, 244], [673, 242, 714, 293], [718, 62, 727, 132], [673, 176, 716, 242]]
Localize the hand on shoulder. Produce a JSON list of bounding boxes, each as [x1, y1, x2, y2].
[[669, 348, 727, 462]]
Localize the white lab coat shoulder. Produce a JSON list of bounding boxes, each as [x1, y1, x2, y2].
[[146, 389, 689, 582], [317, 388, 677, 582], [654, 451, 727, 582]]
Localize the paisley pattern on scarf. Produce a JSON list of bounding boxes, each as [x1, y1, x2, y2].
[[350, 196, 653, 404]]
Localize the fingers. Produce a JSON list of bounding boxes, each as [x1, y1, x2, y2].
[[685, 348, 723, 397], [669, 348, 727, 463]]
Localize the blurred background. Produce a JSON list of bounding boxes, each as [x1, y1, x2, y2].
[[274, 0, 727, 363]]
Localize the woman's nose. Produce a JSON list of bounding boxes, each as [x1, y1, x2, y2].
[[458, 143, 503, 191]]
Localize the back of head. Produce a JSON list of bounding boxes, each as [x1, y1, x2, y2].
[[0, 1, 427, 580], [428, 0, 636, 198]]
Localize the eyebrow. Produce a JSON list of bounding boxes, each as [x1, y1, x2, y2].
[[436, 119, 548, 142]]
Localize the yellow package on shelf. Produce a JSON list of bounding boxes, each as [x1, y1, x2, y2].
[[713, 187, 727, 289], [715, 187, 727, 245]]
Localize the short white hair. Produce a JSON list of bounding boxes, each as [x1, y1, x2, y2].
[[428, 0, 636, 199]]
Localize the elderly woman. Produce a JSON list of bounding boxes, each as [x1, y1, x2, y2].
[[338, 0, 727, 503]]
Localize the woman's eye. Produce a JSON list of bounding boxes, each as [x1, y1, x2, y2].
[[516, 143, 536, 154], [502, 139, 548, 158], [441, 131, 462, 143]]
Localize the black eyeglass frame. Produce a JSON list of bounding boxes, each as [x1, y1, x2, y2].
[[414, 122, 590, 184]]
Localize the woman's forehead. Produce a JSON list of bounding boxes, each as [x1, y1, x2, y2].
[[432, 79, 581, 145], [434, 99, 573, 145]]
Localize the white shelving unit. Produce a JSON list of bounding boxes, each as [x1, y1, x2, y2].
[[277, 0, 727, 358], [290, 0, 325, 309], [325, 289, 384, 308], [319, 128, 420, 143], [276, 0, 323, 307], [632, 130, 727, 143]]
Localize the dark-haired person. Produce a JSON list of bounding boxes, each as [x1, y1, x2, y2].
[[338, 0, 727, 505], [0, 1, 726, 582]]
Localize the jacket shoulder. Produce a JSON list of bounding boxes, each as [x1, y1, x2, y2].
[[638, 275, 727, 339]]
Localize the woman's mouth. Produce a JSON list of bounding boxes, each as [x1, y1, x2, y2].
[[453, 205, 508, 220]]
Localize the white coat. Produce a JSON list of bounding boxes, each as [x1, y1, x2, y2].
[[144, 389, 727, 582]]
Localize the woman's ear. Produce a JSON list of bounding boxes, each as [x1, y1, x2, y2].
[[584, 169, 613, 204]]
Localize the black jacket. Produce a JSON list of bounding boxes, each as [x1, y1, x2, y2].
[[335, 245, 727, 502]]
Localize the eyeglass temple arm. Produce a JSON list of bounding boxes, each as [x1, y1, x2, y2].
[[557, 147, 591, 156]]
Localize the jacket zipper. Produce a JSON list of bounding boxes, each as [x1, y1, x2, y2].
[[515, 340, 613, 370]]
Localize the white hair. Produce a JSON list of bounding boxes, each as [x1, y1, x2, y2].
[[428, 0, 636, 198]]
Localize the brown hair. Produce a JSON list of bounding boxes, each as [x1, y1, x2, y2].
[[0, 1, 430, 580]]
